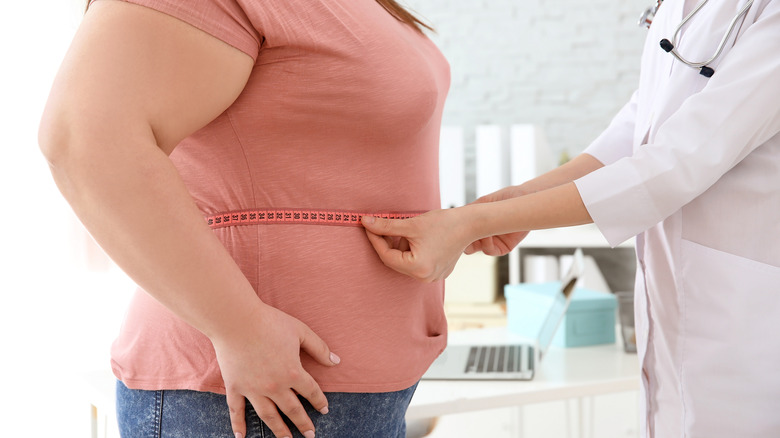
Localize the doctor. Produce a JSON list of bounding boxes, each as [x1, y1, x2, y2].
[[362, 0, 780, 436]]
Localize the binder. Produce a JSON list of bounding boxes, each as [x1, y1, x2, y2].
[[439, 126, 466, 208], [475, 125, 508, 198]]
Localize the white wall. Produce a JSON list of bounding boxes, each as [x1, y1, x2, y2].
[[405, 0, 647, 199], [1, 1, 133, 436]]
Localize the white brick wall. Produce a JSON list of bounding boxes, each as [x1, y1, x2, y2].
[[404, 0, 648, 200]]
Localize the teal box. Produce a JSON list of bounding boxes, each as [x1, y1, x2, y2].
[[505, 282, 617, 347]]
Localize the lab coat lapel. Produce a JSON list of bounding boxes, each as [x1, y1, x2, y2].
[[632, 0, 682, 147]]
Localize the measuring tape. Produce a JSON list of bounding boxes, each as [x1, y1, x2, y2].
[[206, 208, 424, 229]]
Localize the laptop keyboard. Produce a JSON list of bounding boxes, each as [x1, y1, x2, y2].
[[465, 345, 534, 374]]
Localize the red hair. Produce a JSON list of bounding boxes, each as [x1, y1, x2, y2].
[[375, 0, 433, 32]]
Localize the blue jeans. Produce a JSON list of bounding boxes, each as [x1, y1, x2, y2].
[[116, 380, 418, 438]]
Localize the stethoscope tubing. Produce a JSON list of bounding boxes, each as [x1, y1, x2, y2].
[[665, 0, 754, 68]]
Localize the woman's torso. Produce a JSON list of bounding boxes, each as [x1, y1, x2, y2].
[[111, 0, 450, 393]]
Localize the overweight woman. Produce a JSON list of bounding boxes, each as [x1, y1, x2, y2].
[[39, 0, 449, 437]]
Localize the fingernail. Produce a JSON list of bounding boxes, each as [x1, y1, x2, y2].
[[330, 352, 341, 364], [319, 406, 329, 415], [234, 433, 243, 438], [304, 431, 315, 438], [362, 215, 375, 224]]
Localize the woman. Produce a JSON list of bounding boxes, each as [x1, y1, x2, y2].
[[363, 0, 780, 436], [39, 0, 448, 437]]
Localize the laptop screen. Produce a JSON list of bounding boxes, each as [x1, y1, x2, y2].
[[536, 248, 583, 359]]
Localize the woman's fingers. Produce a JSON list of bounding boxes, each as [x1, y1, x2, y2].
[[294, 374, 331, 416], [229, 378, 325, 438], [276, 391, 320, 438], [226, 391, 247, 438], [298, 323, 341, 368], [250, 396, 297, 438], [214, 305, 339, 438], [299, 328, 340, 367], [249, 385, 328, 438], [297, 323, 339, 415]]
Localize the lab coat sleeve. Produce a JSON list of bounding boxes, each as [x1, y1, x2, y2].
[[575, 1, 780, 247], [582, 89, 639, 166]]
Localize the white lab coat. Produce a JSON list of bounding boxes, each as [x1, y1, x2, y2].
[[574, 0, 780, 436]]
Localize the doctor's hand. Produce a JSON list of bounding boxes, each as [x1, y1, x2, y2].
[[362, 208, 476, 282], [210, 302, 340, 438], [464, 186, 529, 256]]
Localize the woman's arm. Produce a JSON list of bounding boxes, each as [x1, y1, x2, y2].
[[362, 153, 603, 282], [39, 3, 337, 438]]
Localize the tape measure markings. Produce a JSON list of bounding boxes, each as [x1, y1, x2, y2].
[[206, 208, 423, 229]]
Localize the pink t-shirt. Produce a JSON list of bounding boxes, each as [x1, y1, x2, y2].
[[109, 0, 450, 393]]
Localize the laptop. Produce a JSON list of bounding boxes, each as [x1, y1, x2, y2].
[[422, 248, 584, 381]]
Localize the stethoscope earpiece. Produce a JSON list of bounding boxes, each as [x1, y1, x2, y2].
[[699, 66, 715, 77], [648, 0, 754, 79], [659, 39, 713, 77]]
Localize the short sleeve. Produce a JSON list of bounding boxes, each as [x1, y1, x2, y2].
[[93, 0, 262, 61]]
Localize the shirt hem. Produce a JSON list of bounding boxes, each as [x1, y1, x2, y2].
[[113, 361, 427, 394]]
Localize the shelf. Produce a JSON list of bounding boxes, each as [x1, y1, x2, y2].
[[519, 224, 634, 249]]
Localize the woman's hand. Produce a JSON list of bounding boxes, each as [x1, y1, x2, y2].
[[464, 186, 530, 256], [211, 302, 340, 438], [362, 208, 476, 282]]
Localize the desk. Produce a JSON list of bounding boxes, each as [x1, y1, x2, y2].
[[407, 327, 639, 437]]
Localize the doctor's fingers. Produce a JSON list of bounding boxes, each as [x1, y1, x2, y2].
[[361, 215, 416, 238], [388, 236, 411, 252], [465, 231, 530, 256], [364, 229, 410, 269], [464, 237, 496, 255], [464, 239, 484, 255], [370, 234, 446, 281], [396, 236, 411, 252], [374, 235, 412, 252], [364, 229, 434, 280]]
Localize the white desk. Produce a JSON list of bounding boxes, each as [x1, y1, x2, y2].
[[407, 327, 639, 424]]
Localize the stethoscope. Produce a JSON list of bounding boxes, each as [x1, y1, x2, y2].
[[638, 0, 754, 77]]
